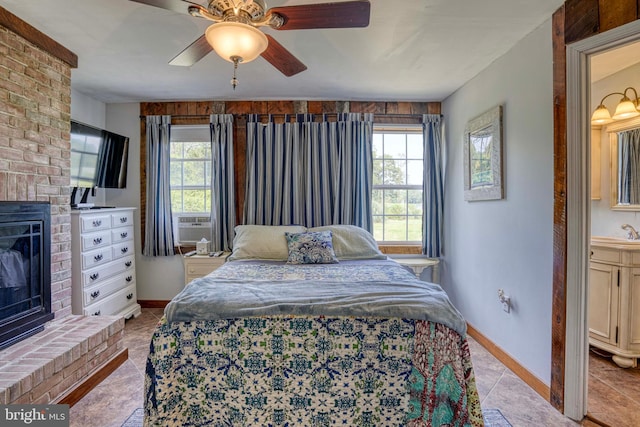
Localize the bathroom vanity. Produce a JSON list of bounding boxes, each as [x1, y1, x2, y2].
[[589, 236, 640, 368]]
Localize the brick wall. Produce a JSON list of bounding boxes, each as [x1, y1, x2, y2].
[[0, 24, 72, 319]]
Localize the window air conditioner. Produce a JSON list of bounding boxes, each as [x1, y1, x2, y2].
[[175, 214, 212, 245]]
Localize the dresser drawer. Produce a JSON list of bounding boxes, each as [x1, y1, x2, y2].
[[82, 255, 135, 287], [83, 271, 135, 306], [80, 214, 112, 233], [82, 247, 114, 269], [111, 211, 134, 228], [590, 247, 621, 264], [81, 230, 112, 252], [111, 226, 134, 244], [112, 240, 134, 260], [84, 283, 137, 317]]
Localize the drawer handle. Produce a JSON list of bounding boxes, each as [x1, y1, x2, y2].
[[91, 290, 100, 299], [126, 293, 134, 300], [121, 247, 129, 254], [94, 310, 101, 316], [90, 273, 99, 281], [92, 220, 102, 227], [120, 232, 128, 239], [93, 237, 102, 245], [126, 275, 133, 282], [125, 261, 132, 267], [120, 217, 128, 224], [590, 250, 594, 257], [94, 254, 103, 262]]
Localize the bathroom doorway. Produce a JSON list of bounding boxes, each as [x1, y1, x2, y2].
[[586, 39, 640, 426]]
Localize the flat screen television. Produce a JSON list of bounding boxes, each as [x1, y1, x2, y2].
[[70, 121, 129, 189]]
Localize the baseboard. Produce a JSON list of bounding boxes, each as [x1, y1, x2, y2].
[[584, 413, 612, 427], [138, 300, 170, 308], [56, 348, 128, 407], [466, 323, 550, 402]]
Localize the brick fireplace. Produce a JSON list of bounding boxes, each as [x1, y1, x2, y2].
[[0, 7, 125, 405]]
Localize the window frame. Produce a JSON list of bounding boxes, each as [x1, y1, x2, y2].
[[372, 124, 424, 245], [169, 125, 212, 215]]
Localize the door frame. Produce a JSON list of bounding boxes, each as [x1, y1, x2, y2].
[[563, 19, 640, 420]]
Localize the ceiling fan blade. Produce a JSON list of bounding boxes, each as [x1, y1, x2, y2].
[[129, 0, 205, 15], [269, 1, 370, 30], [169, 35, 213, 66], [260, 35, 307, 77]]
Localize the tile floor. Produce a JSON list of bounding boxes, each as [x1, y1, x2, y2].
[[586, 348, 640, 427], [69, 308, 592, 426]]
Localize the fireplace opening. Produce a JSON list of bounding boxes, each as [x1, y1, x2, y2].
[[0, 202, 53, 350]]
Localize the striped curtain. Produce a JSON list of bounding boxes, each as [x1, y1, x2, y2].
[[618, 127, 640, 205], [244, 113, 374, 230], [210, 114, 236, 251], [143, 115, 175, 256], [422, 114, 445, 257]]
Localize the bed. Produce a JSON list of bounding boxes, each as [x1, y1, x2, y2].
[[144, 225, 483, 426]]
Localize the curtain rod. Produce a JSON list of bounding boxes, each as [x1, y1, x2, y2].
[[139, 113, 431, 119]]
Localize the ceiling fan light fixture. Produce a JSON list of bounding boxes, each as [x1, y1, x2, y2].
[[205, 22, 268, 63]]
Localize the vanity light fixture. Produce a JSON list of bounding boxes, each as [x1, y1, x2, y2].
[[591, 86, 640, 125]]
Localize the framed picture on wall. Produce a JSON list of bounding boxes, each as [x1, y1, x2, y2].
[[463, 105, 504, 201]]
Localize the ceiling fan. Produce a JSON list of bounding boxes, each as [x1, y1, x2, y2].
[[130, 0, 371, 88]]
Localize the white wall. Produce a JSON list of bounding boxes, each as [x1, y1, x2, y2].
[[442, 19, 554, 383], [104, 104, 185, 300], [69, 93, 186, 301], [590, 63, 640, 237]]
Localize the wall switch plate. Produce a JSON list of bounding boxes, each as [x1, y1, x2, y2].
[[502, 297, 511, 313], [498, 289, 511, 313]]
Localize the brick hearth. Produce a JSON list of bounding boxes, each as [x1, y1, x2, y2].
[[0, 315, 124, 404]]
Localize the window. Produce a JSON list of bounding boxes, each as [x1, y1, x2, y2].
[[170, 125, 211, 214], [372, 125, 423, 244]]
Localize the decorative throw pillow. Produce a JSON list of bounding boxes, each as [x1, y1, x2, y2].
[[285, 231, 339, 264]]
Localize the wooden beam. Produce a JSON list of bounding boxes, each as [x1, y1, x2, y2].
[[0, 6, 77, 68], [598, 0, 638, 32], [551, 4, 568, 413], [564, 0, 599, 44]]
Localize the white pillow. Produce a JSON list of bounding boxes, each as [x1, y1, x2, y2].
[[228, 225, 307, 261], [307, 225, 386, 260]]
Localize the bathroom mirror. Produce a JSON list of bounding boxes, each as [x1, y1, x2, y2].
[[608, 117, 640, 210]]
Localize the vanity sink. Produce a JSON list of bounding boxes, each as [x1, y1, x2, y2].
[[591, 236, 640, 249]]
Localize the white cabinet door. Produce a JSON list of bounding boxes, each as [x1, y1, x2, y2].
[[589, 262, 619, 346], [628, 268, 640, 350]]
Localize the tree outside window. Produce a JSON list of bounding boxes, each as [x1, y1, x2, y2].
[[372, 126, 423, 243], [170, 126, 211, 214]]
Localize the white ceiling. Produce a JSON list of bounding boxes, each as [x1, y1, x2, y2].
[[2, 0, 566, 104], [590, 40, 640, 83]]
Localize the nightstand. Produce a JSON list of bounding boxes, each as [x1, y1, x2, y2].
[[183, 252, 230, 285], [391, 256, 440, 283]]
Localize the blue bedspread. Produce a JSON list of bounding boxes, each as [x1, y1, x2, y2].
[[164, 259, 466, 336]]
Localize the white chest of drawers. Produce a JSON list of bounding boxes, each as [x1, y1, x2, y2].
[[71, 207, 141, 319]]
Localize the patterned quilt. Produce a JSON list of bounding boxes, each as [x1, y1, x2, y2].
[[144, 315, 483, 426]]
